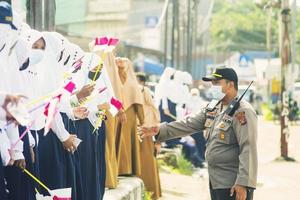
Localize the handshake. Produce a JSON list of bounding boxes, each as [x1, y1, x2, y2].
[[137, 125, 160, 140]]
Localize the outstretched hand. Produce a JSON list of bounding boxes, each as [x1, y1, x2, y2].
[[137, 125, 160, 139]]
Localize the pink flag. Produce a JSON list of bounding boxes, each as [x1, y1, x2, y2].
[[110, 97, 123, 110], [95, 37, 109, 46], [108, 38, 119, 46], [64, 81, 75, 93]]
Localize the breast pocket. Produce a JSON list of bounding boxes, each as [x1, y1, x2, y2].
[[215, 120, 232, 144]]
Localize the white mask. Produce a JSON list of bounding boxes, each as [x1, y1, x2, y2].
[[29, 49, 44, 65], [209, 85, 225, 101]]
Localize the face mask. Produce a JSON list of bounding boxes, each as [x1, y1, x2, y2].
[[29, 49, 44, 66], [209, 85, 225, 101], [88, 71, 101, 81]]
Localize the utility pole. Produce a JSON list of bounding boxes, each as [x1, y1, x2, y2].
[[291, 0, 297, 85], [26, 0, 56, 31], [26, 0, 43, 30], [193, 0, 199, 73], [175, 0, 180, 70], [44, 0, 56, 31], [186, 0, 192, 73], [164, 2, 169, 68], [280, 0, 291, 159], [170, 0, 176, 69]]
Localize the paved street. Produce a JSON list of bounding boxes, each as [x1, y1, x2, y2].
[[159, 116, 300, 199]]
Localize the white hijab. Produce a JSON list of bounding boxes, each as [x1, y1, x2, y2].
[[154, 67, 176, 106], [71, 52, 118, 128], [0, 24, 19, 93]]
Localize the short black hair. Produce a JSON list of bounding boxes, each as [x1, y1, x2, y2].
[[226, 80, 238, 90], [136, 72, 146, 83]]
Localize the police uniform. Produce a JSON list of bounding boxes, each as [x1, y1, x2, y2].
[[156, 68, 257, 200]]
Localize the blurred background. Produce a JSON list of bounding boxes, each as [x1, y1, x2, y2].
[[6, 0, 300, 199], [8, 0, 300, 107]]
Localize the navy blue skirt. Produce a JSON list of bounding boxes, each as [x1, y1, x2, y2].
[[159, 99, 180, 147], [97, 124, 106, 199], [61, 113, 84, 200], [0, 154, 8, 200], [37, 117, 79, 200], [159, 98, 177, 123], [74, 119, 106, 200], [4, 126, 35, 200]]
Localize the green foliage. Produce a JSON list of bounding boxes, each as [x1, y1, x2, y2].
[[174, 155, 194, 176], [210, 0, 279, 52], [158, 154, 193, 176], [261, 103, 274, 121], [143, 191, 154, 200]]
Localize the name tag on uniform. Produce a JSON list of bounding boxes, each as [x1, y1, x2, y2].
[[205, 111, 217, 128], [217, 114, 233, 131]]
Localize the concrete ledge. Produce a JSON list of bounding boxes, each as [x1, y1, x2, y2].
[[104, 177, 144, 200]]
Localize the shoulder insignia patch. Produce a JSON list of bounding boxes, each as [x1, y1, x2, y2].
[[235, 111, 247, 125]]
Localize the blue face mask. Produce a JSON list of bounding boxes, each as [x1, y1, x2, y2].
[[209, 85, 225, 101], [29, 49, 44, 66]]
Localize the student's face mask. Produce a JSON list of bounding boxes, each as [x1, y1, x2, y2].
[[88, 71, 101, 81], [29, 49, 45, 66]]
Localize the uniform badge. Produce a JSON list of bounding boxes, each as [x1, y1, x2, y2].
[[219, 122, 225, 129], [219, 132, 225, 140], [205, 111, 217, 128], [205, 119, 212, 128], [235, 111, 247, 125]]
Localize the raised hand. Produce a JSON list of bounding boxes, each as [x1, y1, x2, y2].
[[76, 83, 95, 101]]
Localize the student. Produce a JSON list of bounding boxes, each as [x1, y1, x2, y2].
[[115, 58, 144, 176]]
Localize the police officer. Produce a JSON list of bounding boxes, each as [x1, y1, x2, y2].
[[139, 67, 257, 200]]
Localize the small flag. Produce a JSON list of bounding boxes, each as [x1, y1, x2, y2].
[[110, 97, 123, 110], [108, 38, 119, 46]]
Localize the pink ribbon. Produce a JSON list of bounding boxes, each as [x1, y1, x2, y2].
[[53, 196, 71, 200], [10, 122, 34, 151]]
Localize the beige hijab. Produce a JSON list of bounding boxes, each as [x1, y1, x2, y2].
[[116, 57, 143, 110], [140, 86, 160, 126], [103, 51, 124, 101]]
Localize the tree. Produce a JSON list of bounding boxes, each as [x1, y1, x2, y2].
[[210, 0, 279, 52]]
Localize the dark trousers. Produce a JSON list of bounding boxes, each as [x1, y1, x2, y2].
[[209, 182, 254, 200]]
